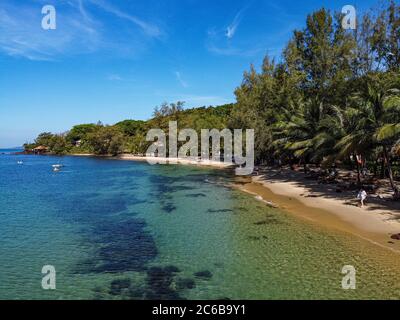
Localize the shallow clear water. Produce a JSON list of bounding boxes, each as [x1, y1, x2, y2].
[[0, 150, 399, 300]]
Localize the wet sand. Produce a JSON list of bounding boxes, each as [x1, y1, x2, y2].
[[238, 174, 400, 254]]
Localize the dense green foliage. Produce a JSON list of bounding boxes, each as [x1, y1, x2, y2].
[[230, 1, 400, 193], [24, 103, 233, 156], [66, 124, 98, 144]]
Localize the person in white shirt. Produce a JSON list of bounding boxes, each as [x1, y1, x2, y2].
[[357, 189, 367, 208]]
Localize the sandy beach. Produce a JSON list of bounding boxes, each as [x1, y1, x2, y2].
[[116, 154, 234, 168], [71, 153, 235, 168], [239, 167, 400, 253]]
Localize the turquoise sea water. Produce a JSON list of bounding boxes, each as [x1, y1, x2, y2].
[[0, 150, 400, 300]]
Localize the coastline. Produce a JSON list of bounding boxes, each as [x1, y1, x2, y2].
[[238, 169, 400, 254], [71, 153, 235, 169], [33, 152, 400, 253]]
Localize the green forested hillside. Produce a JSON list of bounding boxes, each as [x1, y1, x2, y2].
[[24, 103, 234, 156]]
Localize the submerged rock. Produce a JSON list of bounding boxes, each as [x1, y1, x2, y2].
[[109, 278, 131, 295], [207, 209, 233, 213], [254, 221, 267, 225], [194, 270, 213, 279], [186, 193, 207, 198], [176, 278, 196, 290], [164, 265, 181, 273], [162, 203, 177, 213], [145, 266, 183, 300], [128, 287, 145, 299]]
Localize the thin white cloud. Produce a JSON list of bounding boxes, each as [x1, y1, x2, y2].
[[89, 0, 161, 37], [206, 8, 298, 59], [225, 8, 246, 39], [0, 1, 101, 60], [76, 0, 93, 23], [205, 6, 258, 58], [175, 71, 188, 88], [0, 0, 162, 61]]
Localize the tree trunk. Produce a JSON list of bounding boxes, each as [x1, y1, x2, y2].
[[355, 154, 361, 186], [383, 146, 396, 192], [302, 155, 309, 174], [380, 158, 385, 179], [373, 159, 378, 177]]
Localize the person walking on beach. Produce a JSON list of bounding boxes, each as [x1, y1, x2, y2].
[[357, 188, 367, 208]]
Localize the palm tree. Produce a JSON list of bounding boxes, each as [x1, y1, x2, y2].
[[273, 99, 316, 172], [273, 99, 344, 172], [374, 87, 400, 191], [336, 74, 400, 192]]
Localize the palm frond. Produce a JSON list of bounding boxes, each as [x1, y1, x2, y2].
[[375, 124, 400, 141]]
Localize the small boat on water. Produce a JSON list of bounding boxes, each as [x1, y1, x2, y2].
[[17, 161, 23, 165], [52, 164, 64, 172]]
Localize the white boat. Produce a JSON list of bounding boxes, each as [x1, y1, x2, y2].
[[53, 167, 61, 172], [17, 161, 23, 165], [52, 164, 64, 168]]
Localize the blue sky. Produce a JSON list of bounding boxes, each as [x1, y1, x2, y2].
[[0, 0, 379, 147]]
